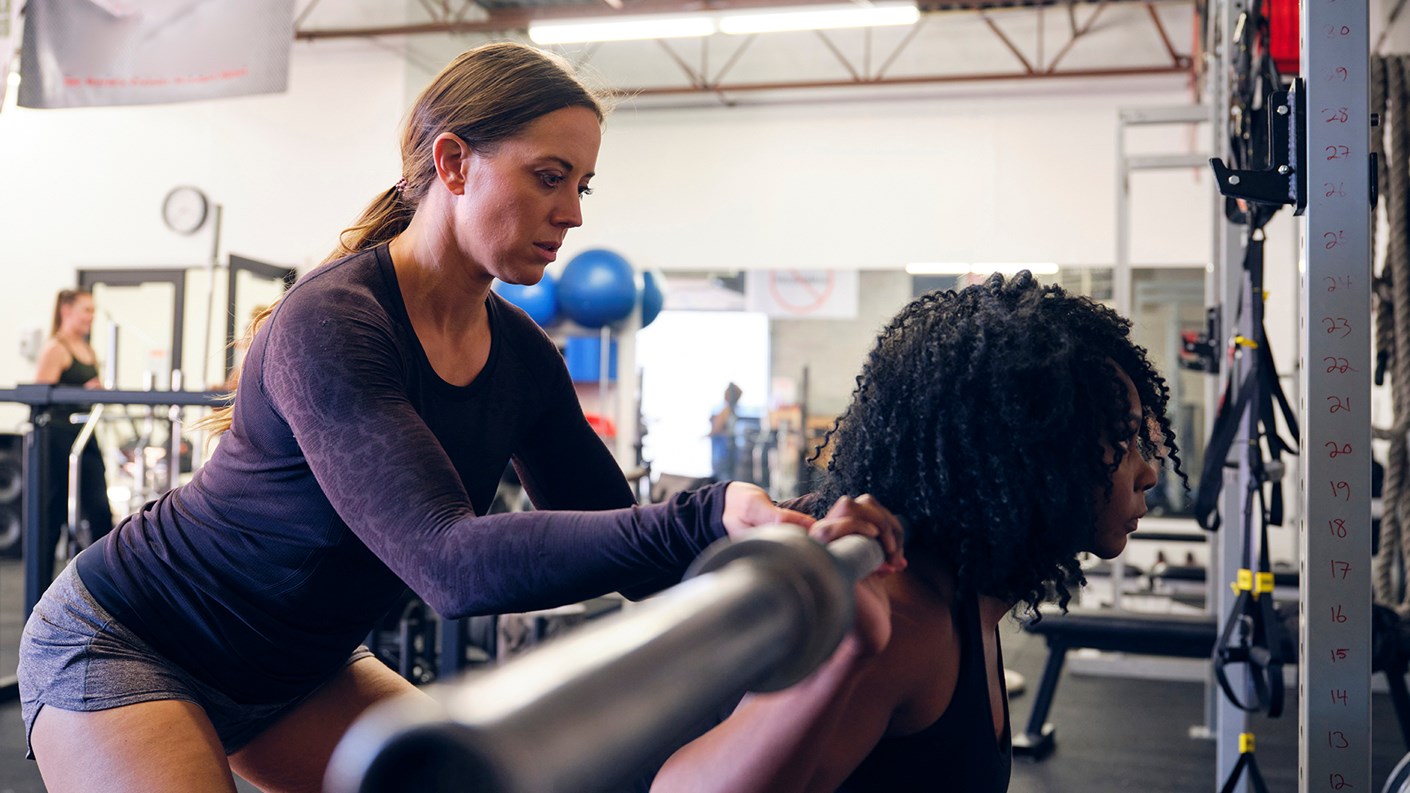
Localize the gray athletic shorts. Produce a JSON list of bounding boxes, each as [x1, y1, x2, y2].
[[18, 559, 375, 759]]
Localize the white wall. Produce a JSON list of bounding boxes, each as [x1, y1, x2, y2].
[[565, 74, 1211, 274]]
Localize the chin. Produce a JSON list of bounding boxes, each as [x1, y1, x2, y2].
[[1091, 538, 1128, 560], [502, 266, 547, 287]]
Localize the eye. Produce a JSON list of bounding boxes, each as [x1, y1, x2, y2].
[[538, 172, 566, 189], [578, 184, 594, 197]]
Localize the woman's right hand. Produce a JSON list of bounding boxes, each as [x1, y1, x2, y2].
[[807, 494, 906, 574]]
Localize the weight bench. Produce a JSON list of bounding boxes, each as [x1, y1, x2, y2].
[[1014, 606, 1410, 761], [1012, 610, 1219, 760]]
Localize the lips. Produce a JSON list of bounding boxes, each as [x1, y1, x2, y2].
[[533, 241, 560, 263]]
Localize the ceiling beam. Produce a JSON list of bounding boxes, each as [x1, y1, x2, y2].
[[294, 0, 1187, 40], [626, 63, 1185, 96], [979, 12, 1035, 74]]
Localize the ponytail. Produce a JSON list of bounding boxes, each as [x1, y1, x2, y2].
[[326, 186, 416, 264]]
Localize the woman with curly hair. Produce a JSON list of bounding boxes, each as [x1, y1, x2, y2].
[[652, 271, 1182, 793]]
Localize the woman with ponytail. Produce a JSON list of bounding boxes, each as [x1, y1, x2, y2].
[[18, 42, 903, 793], [32, 288, 113, 587]]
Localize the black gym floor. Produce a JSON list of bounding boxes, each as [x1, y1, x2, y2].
[[0, 556, 1406, 793]]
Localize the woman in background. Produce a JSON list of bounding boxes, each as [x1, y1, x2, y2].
[[32, 288, 113, 585]]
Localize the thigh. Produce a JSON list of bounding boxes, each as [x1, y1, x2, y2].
[[230, 657, 425, 793], [31, 699, 238, 793]]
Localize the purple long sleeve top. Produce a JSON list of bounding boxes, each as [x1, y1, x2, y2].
[[77, 245, 728, 704]]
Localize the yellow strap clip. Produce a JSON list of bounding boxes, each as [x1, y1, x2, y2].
[[1255, 572, 1275, 595], [1240, 733, 1256, 754], [1233, 335, 1260, 349], [1232, 568, 1254, 594]]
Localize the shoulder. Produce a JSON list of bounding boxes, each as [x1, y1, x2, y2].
[[35, 338, 69, 371], [281, 249, 384, 309], [38, 338, 68, 359], [877, 578, 962, 734], [253, 250, 410, 395], [271, 250, 395, 338], [37, 338, 72, 366]]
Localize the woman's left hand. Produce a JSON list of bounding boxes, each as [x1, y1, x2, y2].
[[720, 482, 815, 538]]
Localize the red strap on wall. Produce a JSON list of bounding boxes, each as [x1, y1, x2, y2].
[[1269, 0, 1300, 76]]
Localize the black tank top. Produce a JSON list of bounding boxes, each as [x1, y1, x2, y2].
[[56, 339, 99, 387], [839, 591, 1012, 793]]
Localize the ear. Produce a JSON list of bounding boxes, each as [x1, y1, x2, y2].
[[432, 133, 471, 196]]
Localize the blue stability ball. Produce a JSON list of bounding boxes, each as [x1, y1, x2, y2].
[[639, 270, 665, 329], [494, 272, 560, 327], [558, 248, 637, 329]]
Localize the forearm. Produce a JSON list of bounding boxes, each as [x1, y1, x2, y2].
[[399, 484, 730, 619], [652, 638, 871, 793]]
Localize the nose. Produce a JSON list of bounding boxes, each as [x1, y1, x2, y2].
[[552, 192, 583, 229], [1136, 453, 1159, 493]]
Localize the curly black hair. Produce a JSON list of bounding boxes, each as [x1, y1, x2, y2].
[[810, 272, 1185, 616]]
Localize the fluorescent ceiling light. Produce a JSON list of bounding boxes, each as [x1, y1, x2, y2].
[[906, 262, 1061, 276], [719, 3, 919, 35], [529, 15, 716, 44]]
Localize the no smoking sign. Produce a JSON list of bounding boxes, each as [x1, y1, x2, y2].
[[745, 269, 858, 319]]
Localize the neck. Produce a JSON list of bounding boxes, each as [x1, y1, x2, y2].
[[55, 329, 85, 345], [388, 203, 491, 337]]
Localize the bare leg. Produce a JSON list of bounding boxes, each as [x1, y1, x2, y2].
[[31, 699, 239, 793], [231, 657, 426, 793]]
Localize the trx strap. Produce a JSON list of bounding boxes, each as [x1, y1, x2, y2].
[[1212, 507, 1287, 718], [1218, 734, 1271, 793], [1197, 236, 1295, 719], [1199, 0, 1299, 726], [1193, 241, 1301, 533]]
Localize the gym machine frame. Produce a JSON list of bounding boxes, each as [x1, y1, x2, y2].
[[1297, 2, 1373, 788], [1208, 0, 1373, 787]]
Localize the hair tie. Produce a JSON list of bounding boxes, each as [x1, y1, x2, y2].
[[393, 176, 408, 194]]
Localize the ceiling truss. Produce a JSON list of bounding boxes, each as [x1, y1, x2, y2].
[[291, 0, 1194, 97]]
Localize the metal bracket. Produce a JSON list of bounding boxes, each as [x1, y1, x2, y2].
[[1210, 79, 1308, 214]]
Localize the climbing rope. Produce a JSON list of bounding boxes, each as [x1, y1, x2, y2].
[[1372, 55, 1410, 613]]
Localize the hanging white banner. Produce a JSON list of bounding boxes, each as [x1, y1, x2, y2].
[[19, 0, 293, 109]]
